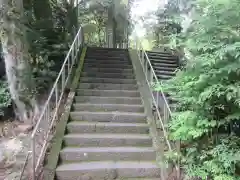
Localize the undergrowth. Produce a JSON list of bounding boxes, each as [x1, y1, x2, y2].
[[0, 80, 11, 116], [156, 0, 240, 179]]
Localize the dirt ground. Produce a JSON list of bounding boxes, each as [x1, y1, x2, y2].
[[0, 92, 68, 180]]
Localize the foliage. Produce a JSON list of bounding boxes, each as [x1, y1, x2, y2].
[[158, 0, 240, 179], [78, 0, 112, 46], [0, 80, 11, 116], [24, 0, 76, 92], [0, 0, 129, 119], [0, 0, 79, 119]]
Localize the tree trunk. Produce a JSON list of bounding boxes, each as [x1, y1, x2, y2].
[[0, 0, 38, 122]]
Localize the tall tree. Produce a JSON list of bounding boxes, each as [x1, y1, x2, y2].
[[0, 0, 38, 122]]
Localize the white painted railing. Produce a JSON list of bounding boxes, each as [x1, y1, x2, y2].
[[20, 26, 84, 180], [133, 37, 180, 179]]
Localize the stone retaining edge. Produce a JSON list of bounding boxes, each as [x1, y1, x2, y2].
[[43, 47, 87, 180]]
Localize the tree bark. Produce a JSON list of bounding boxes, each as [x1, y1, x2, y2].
[[0, 0, 38, 122]]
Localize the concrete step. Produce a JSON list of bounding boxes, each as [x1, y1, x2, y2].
[[88, 47, 127, 50], [87, 48, 127, 52], [148, 53, 173, 59], [85, 57, 128, 61], [82, 67, 133, 73], [84, 63, 132, 69], [151, 66, 177, 72], [147, 51, 175, 57], [81, 72, 135, 79], [151, 61, 178, 67], [85, 59, 131, 64], [69, 111, 147, 123], [148, 55, 175, 60], [73, 103, 144, 112], [56, 161, 160, 180], [146, 50, 173, 56], [63, 133, 152, 147], [156, 74, 173, 80], [114, 179, 160, 180], [86, 48, 127, 51], [80, 77, 136, 84], [155, 70, 176, 76], [74, 96, 142, 104], [86, 49, 127, 55], [67, 121, 149, 134], [149, 59, 177, 64], [115, 179, 160, 180], [60, 147, 155, 162], [86, 51, 127, 55], [76, 89, 140, 97], [78, 83, 138, 90]]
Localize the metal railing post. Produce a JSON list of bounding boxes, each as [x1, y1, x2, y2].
[[133, 35, 180, 179], [32, 137, 35, 180], [20, 27, 84, 180]]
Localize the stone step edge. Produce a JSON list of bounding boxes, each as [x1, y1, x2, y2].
[[70, 111, 146, 116], [80, 77, 136, 81], [64, 133, 151, 139], [73, 103, 143, 107], [60, 146, 155, 153], [74, 96, 141, 99], [56, 161, 159, 171], [67, 121, 149, 127], [77, 89, 139, 93]]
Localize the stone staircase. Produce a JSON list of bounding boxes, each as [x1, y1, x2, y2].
[[146, 50, 179, 106], [146, 51, 178, 81], [55, 47, 161, 180]]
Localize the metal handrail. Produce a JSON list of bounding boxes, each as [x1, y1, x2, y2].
[[133, 37, 180, 179], [20, 26, 84, 180]]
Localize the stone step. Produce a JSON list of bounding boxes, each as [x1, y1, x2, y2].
[[86, 48, 127, 51], [155, 70, 176, 76], [148, 55, 175, 60], [151, 62, 178, 68], [81, 72, 135, 79], [88, 47, 127, 50], [73, 103, 144, 112], [85, 59, 130, 64], [152, 66, 177, 72], [84, 63, 132, 69], [60, 147, 155, 162], [63, 133, 152, 147], [56, 161, 160, 180], [86, 49, 127, 54], [148, 55, 177, 61], [67, 121, 149, 134], [87, 48, 127, 52], [69, 111, 147, 123], [146, 50, 173, 56], [86, 51, 127, 56], [85, 57, 128, 61], [80, 77, 136, 84], [147, 51, 175, 57], [78, 83, 138, 90], [115, 179, 160, 180], [74, 96, 142, 104], [156, 74, 173, 80], [86, 51, 127, 55], [76, 89, 140, 97], [82, 67, 133, 73], [149, 59, 177, 64]]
